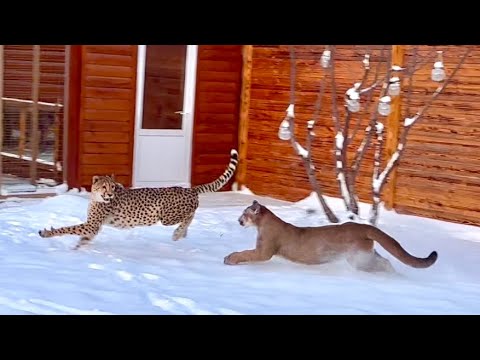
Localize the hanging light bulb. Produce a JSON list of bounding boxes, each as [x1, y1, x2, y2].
[[388, 76, 401, 96], [378, 96, 391, 116], [278, 104, 294, 141], [432, 62, 445, 82], [320, 49, 331, 68], [347, 98, 360, 113], [286, 104, 294, 118], [362, 54, 370, 69], [278, 119, 291, 141], [431, 51, 446, 82], [346, 89, 360, 113]]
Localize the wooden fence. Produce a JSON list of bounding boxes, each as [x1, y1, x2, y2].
[[238, 45, 480, 226], [0, 45, 65, 195]]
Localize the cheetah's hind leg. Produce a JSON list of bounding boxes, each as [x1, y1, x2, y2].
[[73, 236, 95, 250], [38, 222, 101, 250], [172, 213, 195, 241]]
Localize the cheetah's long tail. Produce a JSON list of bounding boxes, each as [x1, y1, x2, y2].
[[193, 149, 239, 194]]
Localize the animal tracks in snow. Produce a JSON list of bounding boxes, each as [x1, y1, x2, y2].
[[0, 296, 113, 315], [116, 270, 134, 281], [86, 258, 163, 288], [147, 293, 214, 315], [141, 273, 160, 280]]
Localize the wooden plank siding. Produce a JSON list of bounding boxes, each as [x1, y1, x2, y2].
[[190, 45, 243, 190], [393, 45, 480, 226], [71, 45, 241, 191], [244, 45, 387, 202], [243, 45, 480, 226], [3, 45, 66, 104], [78, 45, 137, 189]]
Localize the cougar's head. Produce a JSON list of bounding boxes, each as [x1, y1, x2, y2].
[[238, 200, 262, 228], [91, 174, 119, 203]]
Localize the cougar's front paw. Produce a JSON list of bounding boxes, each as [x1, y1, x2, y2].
[[38, 226, 55, 238], [224, 252, 241, 265]]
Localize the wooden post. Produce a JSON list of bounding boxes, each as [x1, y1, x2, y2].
[[18, 109, 27, 158], [65, 45, 82, 190], [0, 45, 4, 192], [30, 45, 40, 185], [62, 45, 71, 185], [384, 45, 405, 210], [235, 45, 253, 189], [53, 98, 60, 180]]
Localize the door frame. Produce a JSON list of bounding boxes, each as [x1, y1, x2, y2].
[[131, 45, 198, 188]]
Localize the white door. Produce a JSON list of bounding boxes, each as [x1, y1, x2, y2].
[[133, 45, 198, 188]]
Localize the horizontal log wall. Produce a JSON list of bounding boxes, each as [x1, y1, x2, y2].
[[245, 45, 387, 201], [244, 45, 480, 226], [72, 45, 241, 191], [190, 45, 243, 190], [4, 45, 65, 103], [393, 45, 480, 226], [78, 45, 137, 189]]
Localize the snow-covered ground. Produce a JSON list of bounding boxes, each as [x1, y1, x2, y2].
[[0, 185, 479, 315]]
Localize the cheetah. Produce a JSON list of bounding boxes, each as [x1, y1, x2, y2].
[[38, 149, 239, 250]]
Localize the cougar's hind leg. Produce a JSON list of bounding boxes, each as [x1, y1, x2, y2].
[[347, 250, 396, 274]]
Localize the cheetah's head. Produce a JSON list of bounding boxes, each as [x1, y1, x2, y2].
[[91, 175, 119, 203]]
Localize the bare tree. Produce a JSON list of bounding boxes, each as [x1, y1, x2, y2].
[[278, 45, 471, 225]]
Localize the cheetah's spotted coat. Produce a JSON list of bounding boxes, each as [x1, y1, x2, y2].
[[38, 149, 239, 249]]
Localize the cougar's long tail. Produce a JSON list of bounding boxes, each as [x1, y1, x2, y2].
[[366, 225, 438, 269], [193, 149, 239, 194]]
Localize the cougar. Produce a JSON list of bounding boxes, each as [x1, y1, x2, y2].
[[223, 200, 438, 273]]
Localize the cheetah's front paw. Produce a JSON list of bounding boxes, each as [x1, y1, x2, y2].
[[172, 229, 186, 241], [38, 226, 55, 238]]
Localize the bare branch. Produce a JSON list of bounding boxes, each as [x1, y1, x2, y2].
[[411, 47, 437, 74], [370, 122, 385, 225], [369, 47, 472, 225], [351, 47, 392, 181], [350, 46, 386, 144], [287, 115, 339, 223], [327, 46, 352, 213], [348, 56, 385, 201], [310, 61, 329, 127], [412, 48, 470, 122], [289, 45, 296, 105], [404, 46, 418, 118], [357, 47, 372, 89], [337, 47, 376, 216], [328, 46, 340, 133], [368, 48, 397, 225], [282, 46, 339, 223], [359, 80, 382, 95]]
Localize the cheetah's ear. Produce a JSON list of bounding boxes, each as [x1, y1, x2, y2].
[[92, 175, 100, 184], [110, 173, 116, 180]]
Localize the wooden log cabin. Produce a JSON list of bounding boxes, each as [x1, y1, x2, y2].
[[65, 45, 243, 191], [238, 45, 480, 226], [3, 45, 478, 227]]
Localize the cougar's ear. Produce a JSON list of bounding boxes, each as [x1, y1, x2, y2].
[[92, 175, 100, 184], [251, 200, 260, 214]]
